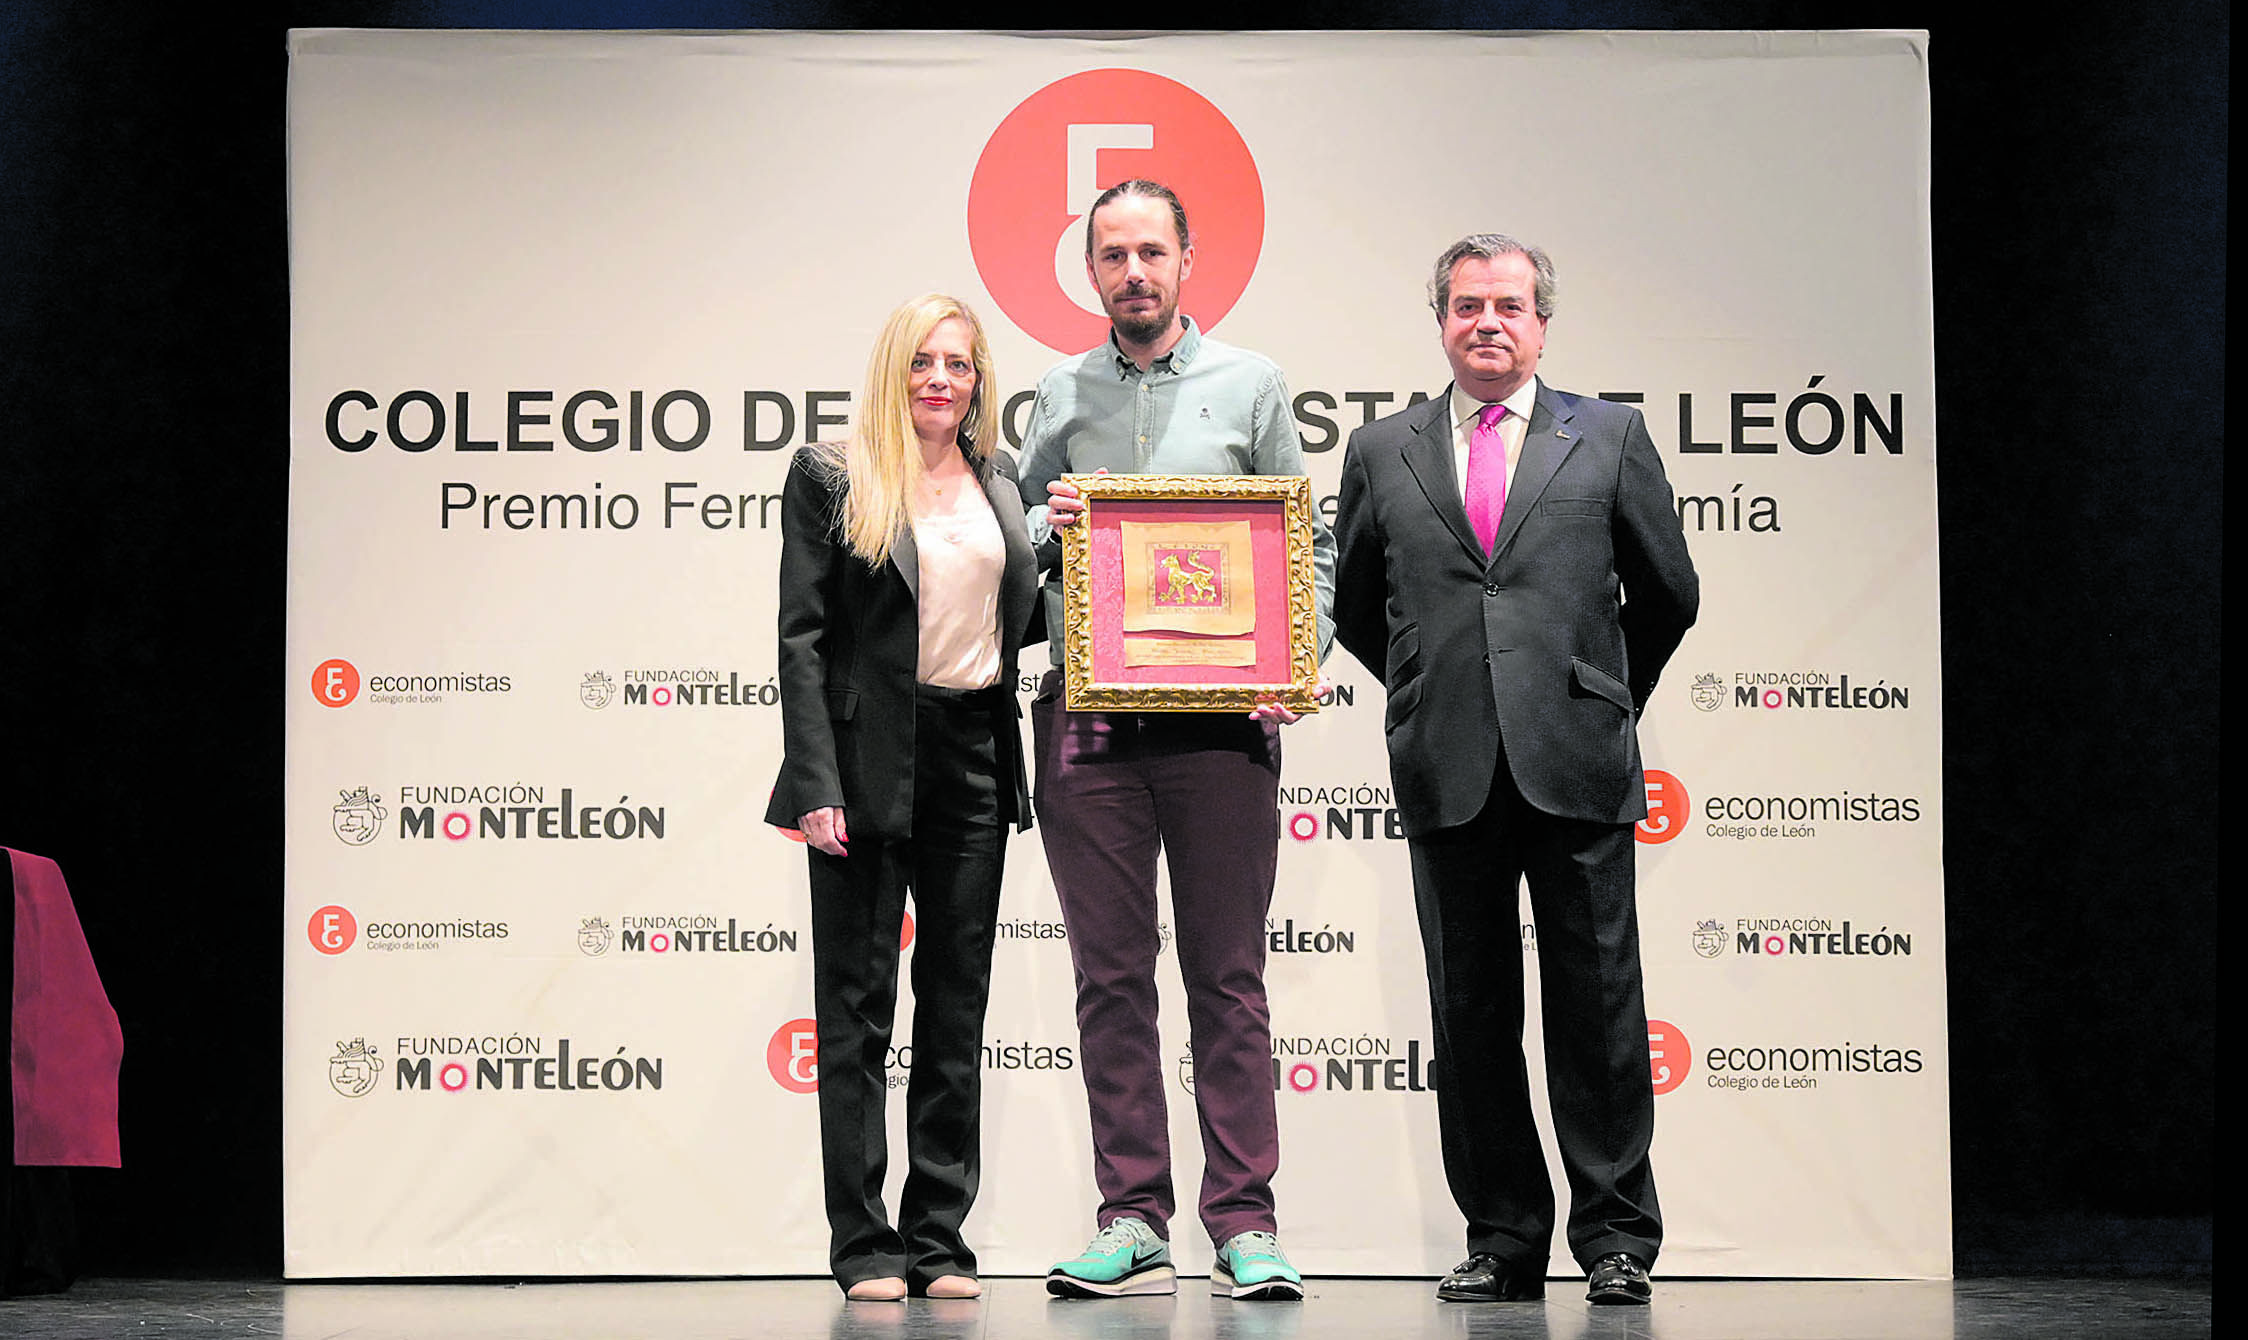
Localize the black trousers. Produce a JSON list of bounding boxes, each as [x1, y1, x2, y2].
[[1406, 756, 1663, 1273], [807, 690, 1005, 1291]]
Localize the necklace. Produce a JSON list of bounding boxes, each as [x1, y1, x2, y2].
[[917, 464, 970, 543]]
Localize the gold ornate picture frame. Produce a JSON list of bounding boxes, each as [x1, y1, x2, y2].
[[1059, 473, 1320, 713]]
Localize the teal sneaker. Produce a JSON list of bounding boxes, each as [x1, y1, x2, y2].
[[1211, 1230, 1304, 1301], [1046, 1217, 1176, 1297]]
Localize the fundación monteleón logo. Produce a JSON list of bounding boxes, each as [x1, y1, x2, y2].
[[1288, 770, 1688, 847], [329, 1038, 384, 1097], [581, 667, 779, 710], [331, 787, 387, 845], [1282, 780, 1404, 841], [967, 69, 1264, 353], [1698, 917, 1917, 960], [1693, 670, 1915, 713], [1256, 1024, 1693, 1098], [330, 1035, 666, 1096], [576, 914, 801, 959], [1266, 1034, 1437, 1096], [383, 784, 666, 842]]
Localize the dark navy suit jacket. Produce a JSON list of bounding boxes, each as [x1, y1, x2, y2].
[[1332, 383, 1698, 834]]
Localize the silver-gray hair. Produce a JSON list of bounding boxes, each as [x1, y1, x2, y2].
[[1428, 234, 1557, 319]]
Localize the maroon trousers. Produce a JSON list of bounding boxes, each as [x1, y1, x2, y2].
[[1031, 673, 1283, 1246]]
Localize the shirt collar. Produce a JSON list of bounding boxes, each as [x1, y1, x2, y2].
[[1450, 375, 1540, 431], [1109, 313, 1202, 377]]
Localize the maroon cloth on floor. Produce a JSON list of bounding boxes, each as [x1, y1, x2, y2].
[[8, 849, 122, 1167]]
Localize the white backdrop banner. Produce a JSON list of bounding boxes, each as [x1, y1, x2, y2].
[[285, 29, 1945, 1280]]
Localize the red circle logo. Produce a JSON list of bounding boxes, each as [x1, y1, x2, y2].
[[767, 1017, 819, 1094], [900, 908, 916, 952], [967, 69, 1264, 353], [1636, 769, 1689, 844], [308, 904, 357, 955], [312, 658, 360, 708], [1647, 1017, 1691, 1096]]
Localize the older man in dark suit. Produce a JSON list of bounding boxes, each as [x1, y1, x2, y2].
[[1332, 234, 1698, 1306]]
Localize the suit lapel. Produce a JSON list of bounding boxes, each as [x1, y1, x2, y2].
[[1399, 390, 1485, 564], [1490, 384, 1579, 563], [982, 462, 1037, 654], [888, 517, 920, 604]]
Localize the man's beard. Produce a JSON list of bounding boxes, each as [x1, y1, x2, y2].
[[1108, 287, 1175, 345]]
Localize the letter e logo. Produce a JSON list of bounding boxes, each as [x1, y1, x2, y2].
[[767, 1017, 819, 1094], [968, 70, 1263, 353], [313, 658, 360, 708], [1647, 1017, 1690, 1096], [1636, 769, 1688, 845], [308, 904, 357, 955]]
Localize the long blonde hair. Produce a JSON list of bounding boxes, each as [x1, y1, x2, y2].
[[830, 294, 998, 566]]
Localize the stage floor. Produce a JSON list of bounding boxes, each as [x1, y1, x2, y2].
[[0, 1275, 2213, 1339]]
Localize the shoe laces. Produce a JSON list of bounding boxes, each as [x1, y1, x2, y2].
[[1092, 1218, 1154, 1250], [1228, 1231, 1285, 1261]]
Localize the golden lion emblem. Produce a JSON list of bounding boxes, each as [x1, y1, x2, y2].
[[1156, 552, 1220, 604]]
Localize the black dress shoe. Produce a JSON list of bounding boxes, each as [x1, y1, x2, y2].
[[1585, 1252, 1652, 1305], [1436, 1252, 1546, 1302]]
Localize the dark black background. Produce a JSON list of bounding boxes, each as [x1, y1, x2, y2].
[[1, 4, 2218, 1277]]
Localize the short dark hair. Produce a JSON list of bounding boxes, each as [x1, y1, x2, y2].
[[1429, 234, 1557, 319], [1084, 179, 1191, 257]]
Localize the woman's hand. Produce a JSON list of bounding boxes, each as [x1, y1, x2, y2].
[[799, 806, 848, 857]]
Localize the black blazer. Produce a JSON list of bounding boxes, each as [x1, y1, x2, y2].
[[765, 444, 1041, 839], [1332, 383, 1698, 834]]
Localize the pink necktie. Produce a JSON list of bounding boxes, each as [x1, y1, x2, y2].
[[1465, 402, 1509, 556]]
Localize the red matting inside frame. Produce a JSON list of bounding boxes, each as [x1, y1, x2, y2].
[[1087, 499, 1292, 685]]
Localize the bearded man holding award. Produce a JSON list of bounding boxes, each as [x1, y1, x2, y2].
[[1017, 179, 1333, 1303]]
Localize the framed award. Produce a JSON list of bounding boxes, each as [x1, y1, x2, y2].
[[1058, 473, 1320, 713]]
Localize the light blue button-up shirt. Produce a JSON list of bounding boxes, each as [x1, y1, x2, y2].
[[1017, 316, 1336, 665]]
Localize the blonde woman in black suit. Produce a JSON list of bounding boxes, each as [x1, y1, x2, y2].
[[766, 294, 1039, 1301]]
